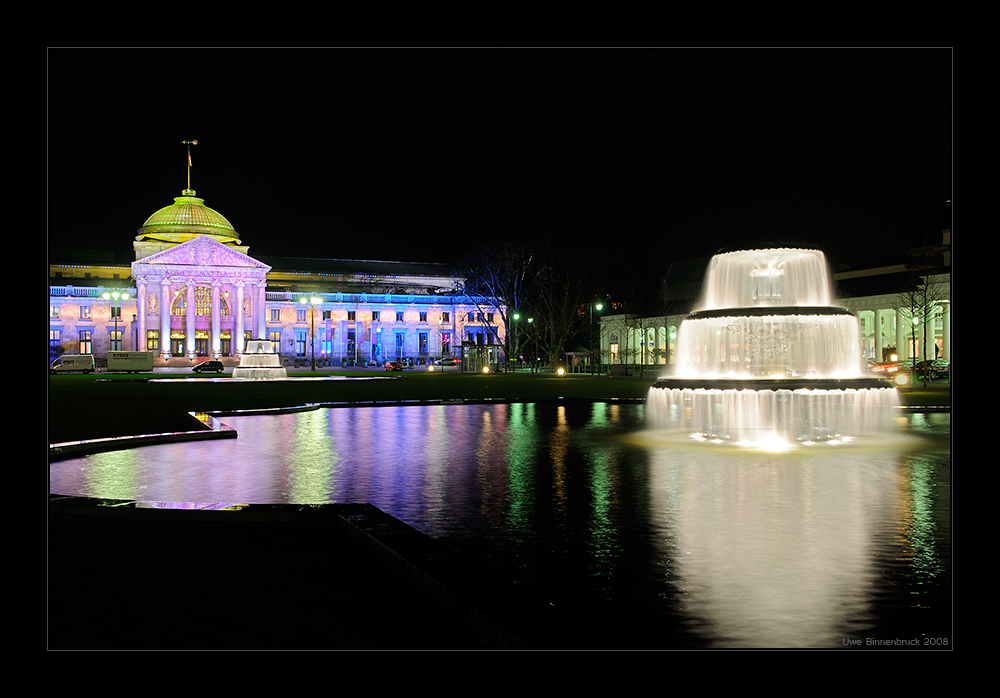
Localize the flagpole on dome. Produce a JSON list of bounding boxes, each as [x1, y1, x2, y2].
[[182, 140, 197, 194]]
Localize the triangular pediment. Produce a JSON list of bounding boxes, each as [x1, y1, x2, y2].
[[133, 236, 270, 273]]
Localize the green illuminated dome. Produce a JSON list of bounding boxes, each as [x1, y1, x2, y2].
[[135, 189, 241, 245]]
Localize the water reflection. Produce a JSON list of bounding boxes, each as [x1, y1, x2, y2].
[[49, 404, 950, 648]]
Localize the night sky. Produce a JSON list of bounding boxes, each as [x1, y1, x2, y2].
[[47, 48, 951, 275]]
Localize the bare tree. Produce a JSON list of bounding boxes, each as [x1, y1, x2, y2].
[[526, 243, 594, 367], [895, 270, 949, 386], [453, 242, 537, 368]]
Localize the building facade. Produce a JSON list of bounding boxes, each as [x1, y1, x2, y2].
[[49, 188, 505, 368]]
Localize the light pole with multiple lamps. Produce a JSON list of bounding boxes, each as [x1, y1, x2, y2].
[[300, 295, 321, 371], [102, 289, 130, 353]]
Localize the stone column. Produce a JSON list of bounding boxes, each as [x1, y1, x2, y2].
[[871, 309, 882, 362], [257, 282, 267, 340], [895, 308, 906, 360], [186, 281, 196, 358], [161, 279, 172, 359], [924, 309, 935, 360], [137, 279, 148, 352], [212, 280, 222, 358], [941, 302, 950, 361], [235, 282, 245, 356]]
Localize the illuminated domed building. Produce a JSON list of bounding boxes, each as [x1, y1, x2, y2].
[[49, 185, 505, 370]]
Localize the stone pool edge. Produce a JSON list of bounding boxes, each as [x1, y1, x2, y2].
[[48, 497, 585, 649]]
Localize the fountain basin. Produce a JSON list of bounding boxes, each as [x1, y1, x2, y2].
[[652, 377, 888, 391], [232, 339, 288, 380], [648, 246, 898, 446], [647, 383, 899, 444]]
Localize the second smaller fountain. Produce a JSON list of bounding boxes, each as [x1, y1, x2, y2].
[[232, 339, 288, 380]]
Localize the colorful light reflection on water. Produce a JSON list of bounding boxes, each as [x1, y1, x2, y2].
[[49, 403, 951, 648]]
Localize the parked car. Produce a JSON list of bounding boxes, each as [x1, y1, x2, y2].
[[192, 360, 225, 374], [913, 359, 950, 379], [869, 360, 910, 387], [428, 356, 462, 372], [384, 361, 404, 372], [869, 361, 904, 377]]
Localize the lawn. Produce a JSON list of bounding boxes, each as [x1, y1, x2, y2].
[[47, 370, 656, 444], [48, 370, 949, 446]]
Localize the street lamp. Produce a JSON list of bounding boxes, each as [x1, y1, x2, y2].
[[590, 301, 604, 374], [102, 289, 130, 353], [511, 312, 521, 373], [300, 295, 321, 371]]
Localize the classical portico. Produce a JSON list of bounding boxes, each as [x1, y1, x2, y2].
[[129, 188, 270, 361], [132, 236, 270, 359]]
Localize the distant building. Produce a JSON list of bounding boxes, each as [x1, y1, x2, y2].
[[49, 188, 505, 369]]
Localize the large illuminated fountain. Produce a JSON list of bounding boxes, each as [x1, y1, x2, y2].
[[647, 247, 896, 446], [232, 339, 288, 380]]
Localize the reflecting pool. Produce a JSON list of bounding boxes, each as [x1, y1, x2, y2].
[[49, 402, 951, 648]]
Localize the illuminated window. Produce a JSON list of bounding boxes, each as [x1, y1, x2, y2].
[[147, 330, 159, 351], [109, 330, 122, 351], [171, 286, 228, 316], [50, 305, 60, 319], [80, 330, 92, 354], [80, 305, 91, 319], [419, 332, 428, 354], [194, 288, 213, 316]]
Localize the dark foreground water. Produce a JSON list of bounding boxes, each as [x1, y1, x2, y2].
[[49, 402, 951, 649]]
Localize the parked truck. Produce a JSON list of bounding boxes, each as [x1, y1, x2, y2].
[[107, 351, 154, 373], [49, 355, 96, 374]]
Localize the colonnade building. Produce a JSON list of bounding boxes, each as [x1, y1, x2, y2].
[[49, 188, 505, 368]]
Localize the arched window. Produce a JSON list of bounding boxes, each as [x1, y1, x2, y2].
[[171, 286, 229, 316]]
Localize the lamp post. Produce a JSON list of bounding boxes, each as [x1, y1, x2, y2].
[[590, 302, 604, 374], [102, 289, 130, 353], [300, 295, 321, 371], [511, 312, 520, 373]]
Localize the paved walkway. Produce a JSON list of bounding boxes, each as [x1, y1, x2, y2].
[[48, 499, 587, 650]]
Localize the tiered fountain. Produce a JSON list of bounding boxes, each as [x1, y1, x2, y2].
[[232, 339, 288, 380], [647, 247, 897, 446]]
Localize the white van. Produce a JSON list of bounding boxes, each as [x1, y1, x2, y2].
[[49, 355, 96, 374]]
